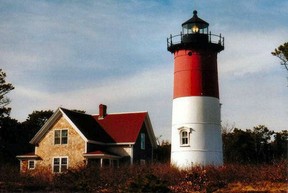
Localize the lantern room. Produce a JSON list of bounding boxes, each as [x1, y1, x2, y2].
[[182, 10, 209, 35], [167, 10, 224, 53]]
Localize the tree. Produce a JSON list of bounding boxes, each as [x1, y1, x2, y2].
[[0, 69, 14, 118], [21, 110, 54, 142], [251, 125, 274, 163], [0, 117, 20, 163], [271, 130, 288, 160], [222, 125, 287, 164], [0, 110, 54, 164], [222, 128, 255, 163], [0, 69, 16, 163], [271, 42, 288, 72], [154, 140, 171, 163]]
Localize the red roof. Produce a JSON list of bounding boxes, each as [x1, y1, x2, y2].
[[93, 112, 147, 143]]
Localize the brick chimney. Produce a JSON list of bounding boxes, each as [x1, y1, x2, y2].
[[98, 104, 107, 119]]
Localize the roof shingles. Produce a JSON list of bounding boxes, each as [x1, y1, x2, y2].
[[93, 112, 147, 143], [61, 108, 115, 143]]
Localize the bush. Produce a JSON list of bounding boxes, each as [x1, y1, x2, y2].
[[0, 161, 287, 192], [0, 164, 50, 192], [53, 165, 100, 192], [124, 173, 170, 193]]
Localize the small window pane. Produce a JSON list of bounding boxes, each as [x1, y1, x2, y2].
[[54, 130, 61, 144], [61, 130, 68, 144], [53, 158, 60, 173], [54, 158, 60, 165], [182, 132, 187, 138], [62, 130, 67, 137], [182, 138, 188, 145], [54, 138, 60, 144], [61, 165, 67, 172], [141, 133, 145, 150], [28, 160, 35, 169], [61, 158, 67, 165], [62, 138, 67, 144], [53, 165, 60, 173], [61, 158, 68, 172], [55, 130, 60, 137]]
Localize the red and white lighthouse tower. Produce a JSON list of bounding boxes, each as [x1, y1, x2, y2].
[[167, 10, 224, 168]]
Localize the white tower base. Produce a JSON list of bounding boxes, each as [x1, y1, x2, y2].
[[171, 96, 223, 169]]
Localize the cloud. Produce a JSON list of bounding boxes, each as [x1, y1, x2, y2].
[[218, 28, 288, 131], [219, 29, 288, 77], [220, 70, 287, 131], [9, 65, 173, 138]]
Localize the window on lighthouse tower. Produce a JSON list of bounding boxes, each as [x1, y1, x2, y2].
[[181, 131, 188, 145], [179, 127, 191, 146]]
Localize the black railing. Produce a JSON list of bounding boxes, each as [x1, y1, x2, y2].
[[167, 32, 224, 49]]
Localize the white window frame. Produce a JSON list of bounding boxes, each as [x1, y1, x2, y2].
[[178, 127, 192, 147], [140, 133, 145, 150], [181, 131, 189, 145], [52, 156, 68, 173], [54, 129, 68, 145], [28, 160, 36, 170]]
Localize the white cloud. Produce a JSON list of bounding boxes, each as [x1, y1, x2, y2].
[[9, 66, 173, 139], [219, 29, 288, 77]]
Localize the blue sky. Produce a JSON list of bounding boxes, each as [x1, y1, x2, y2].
[[1, 0, 287, 140]]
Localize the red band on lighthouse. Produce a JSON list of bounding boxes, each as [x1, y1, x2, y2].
[[173, 50, 219, 99]]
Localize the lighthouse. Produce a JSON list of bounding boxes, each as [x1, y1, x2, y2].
[[167, 10, 224, 168]]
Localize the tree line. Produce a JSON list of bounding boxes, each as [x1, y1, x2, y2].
[[0, 109, 53, 164], [222, 125, 287, 164], [154, 125, 287, 164]]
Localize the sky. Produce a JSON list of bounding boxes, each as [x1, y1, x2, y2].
[[1, 0, 287, 141]]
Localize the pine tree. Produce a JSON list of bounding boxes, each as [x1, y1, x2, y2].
[[272, 42, 288, 72]]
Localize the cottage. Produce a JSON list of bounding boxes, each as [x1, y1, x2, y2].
[[17, 104, 157, 174]]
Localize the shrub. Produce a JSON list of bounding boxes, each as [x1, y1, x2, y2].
[[0, 164, 20, 182], [0, 161, 287, 192], [0, 164, 51, 192], [124, 173, 170, 193], [52, 165, 100, 192]]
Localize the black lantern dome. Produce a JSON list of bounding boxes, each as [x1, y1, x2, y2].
[[182, 10, 209, 34], [167, 10, 224, 53]]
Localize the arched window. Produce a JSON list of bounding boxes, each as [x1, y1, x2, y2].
[[181, 131, 189, 145], [178, 127, 191, 146]]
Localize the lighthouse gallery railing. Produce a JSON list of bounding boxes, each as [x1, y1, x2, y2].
[[167, 32, 224, 49]]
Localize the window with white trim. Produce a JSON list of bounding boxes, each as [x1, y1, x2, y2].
[[181, 131, 189, 145], [28, 160, 35, 170], [53, 157, 68, 173], [54, 129, 68, 145], [179, 127, 191, 146], [140, 133, 145, 150]]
